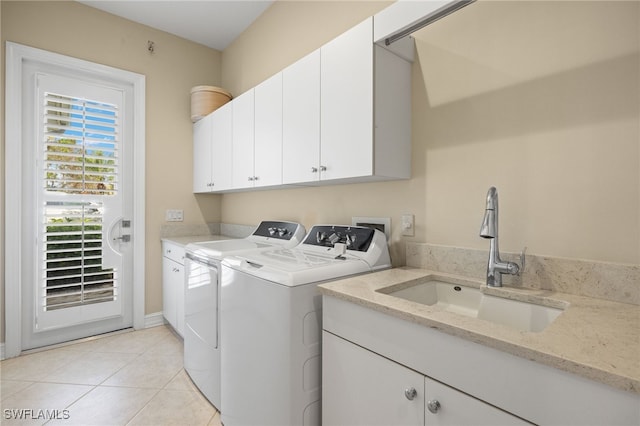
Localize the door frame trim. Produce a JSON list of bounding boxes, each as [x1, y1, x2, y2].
[[4, 42, 146, 358]]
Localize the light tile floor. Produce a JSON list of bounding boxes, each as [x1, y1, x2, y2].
[[0, 326, 221, 425]]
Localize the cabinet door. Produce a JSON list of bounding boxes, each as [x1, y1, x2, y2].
[[162, 256, 181, 332], [282, 49, 321, 185], [232, 89, 255, 189], [320, 17, 374, 181], [424, 376, 530, 426], [174, 261, 185, 336], [323, 331, 424, 426], [192, 113, 213, 193], [254, 73, 283, 187], [211, 102, 233, 191]]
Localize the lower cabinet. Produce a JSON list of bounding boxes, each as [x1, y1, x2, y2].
[[162, 241, 185, 336], [323, 331, 530, 426]]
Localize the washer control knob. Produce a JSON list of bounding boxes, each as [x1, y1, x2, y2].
[[427, 399, 441, 414], [404, 388, 417, 401], [268, 227, 277, 236], [277, 228, 288, 237]]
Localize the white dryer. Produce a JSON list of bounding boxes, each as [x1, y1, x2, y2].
[[183, 221, 306, 410], [220, 225, 391, 426]]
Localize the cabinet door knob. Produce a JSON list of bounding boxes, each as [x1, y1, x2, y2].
[[320, 165, 327, 172], [404, 388, 417, 401], [311, 167, 318, 173], [427, 399, 441, 414]]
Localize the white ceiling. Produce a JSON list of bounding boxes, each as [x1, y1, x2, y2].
[[77, 1, 274, 51]]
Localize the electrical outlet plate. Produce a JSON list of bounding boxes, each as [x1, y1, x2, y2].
[[401, 214, 414, 237], [351, 217, 391, 241], [165, 209, 184, 222]]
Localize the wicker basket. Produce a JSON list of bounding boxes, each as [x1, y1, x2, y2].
[[190, 86, 233, 122]]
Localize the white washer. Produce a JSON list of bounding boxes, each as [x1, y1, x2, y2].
[[183, 221, 306, 410], [220, 225, 391, 426]]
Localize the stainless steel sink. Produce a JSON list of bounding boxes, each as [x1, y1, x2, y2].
[[380, 279, 565, 332]]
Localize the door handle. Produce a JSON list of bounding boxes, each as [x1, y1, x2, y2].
[[113, 235, 131, 242]]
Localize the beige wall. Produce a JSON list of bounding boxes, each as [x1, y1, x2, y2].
[[1, 0, 223, 343], [1, 0, 638, 347], [220, 0, 640, 266]]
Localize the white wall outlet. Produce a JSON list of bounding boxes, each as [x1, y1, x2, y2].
[[401, 214, 414, 237], [165, 209, 184, 222]]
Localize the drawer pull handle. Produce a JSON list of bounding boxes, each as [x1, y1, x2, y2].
[[404, 388, 417, 401], [427, 399, 441, 414]]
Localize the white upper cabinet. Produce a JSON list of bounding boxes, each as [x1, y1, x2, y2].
[[193, 102, 232, 193], [194, 14, 411, 193], [254, 73, 283, 187], [320, 17, 411, 184], [320, 18, 374, 182], [282, 49, 321, 185], [232, 89, 255, 189], [210, 102, 233, 191], [232, 74, 284, 190], [193, 112, 213, 193]]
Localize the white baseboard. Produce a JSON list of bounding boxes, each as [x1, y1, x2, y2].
[[144, 312, 166, 329]]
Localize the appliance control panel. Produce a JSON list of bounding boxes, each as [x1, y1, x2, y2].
[[303, 225, 375, 252], [253, 221, 303, 240]]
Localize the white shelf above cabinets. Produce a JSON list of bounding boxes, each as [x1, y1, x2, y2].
[[193, 16, 411, 194]]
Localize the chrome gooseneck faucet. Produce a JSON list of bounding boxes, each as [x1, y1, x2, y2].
[[479, 187, 522, 287]]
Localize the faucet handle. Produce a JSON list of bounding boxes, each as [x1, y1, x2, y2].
[[518, 247, 527, 276]]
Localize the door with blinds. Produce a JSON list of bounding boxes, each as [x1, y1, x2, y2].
[[22, 71, 133, 349]]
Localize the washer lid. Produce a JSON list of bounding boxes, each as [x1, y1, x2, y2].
[[222, 248, 372, 287], [186, 239, 272, 260]]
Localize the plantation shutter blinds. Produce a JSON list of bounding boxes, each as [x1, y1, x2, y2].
[[40, 91, 120, 313], [44, 93, 118, 195]]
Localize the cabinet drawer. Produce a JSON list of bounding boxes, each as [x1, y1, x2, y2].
[[162, 241, 185, 264]]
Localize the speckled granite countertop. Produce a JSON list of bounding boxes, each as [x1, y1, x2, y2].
[[319, 267, 640, 394]]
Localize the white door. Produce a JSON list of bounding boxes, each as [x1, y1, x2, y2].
[[211, 102, 233, 191], [320, 17, 374, 181], [282, 49, 321, 185], [231, 89, 255, 189], [254, 73, 283, 187], [322, 331, 425, 426], [21, 68, 134, 349], [193, 112, 214, 193]]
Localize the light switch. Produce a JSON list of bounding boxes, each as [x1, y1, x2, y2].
[[401, 214, 414, 237], [166, 209, 184, 222]]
